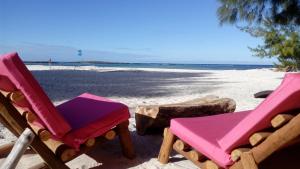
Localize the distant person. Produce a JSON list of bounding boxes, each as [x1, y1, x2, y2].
[[48, 58, 52, 69]]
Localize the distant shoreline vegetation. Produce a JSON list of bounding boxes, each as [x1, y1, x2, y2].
[[24, 61, 274, 70]]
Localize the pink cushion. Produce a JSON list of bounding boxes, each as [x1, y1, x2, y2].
[[0, 75, 16, 91], [170, 111, 250, 168], [56, 93, 130, 149], [0, 52, 71, 138], [0, 75, 30, 107], [218, 73, 300, 152]]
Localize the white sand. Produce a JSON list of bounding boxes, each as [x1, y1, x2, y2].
[[0, 65, 285, 169]]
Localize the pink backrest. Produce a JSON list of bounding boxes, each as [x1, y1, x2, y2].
[[0, 52, 71, 138], [218, 73, 300, 152]]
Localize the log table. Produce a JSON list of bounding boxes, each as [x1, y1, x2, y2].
[[135, 95, 236, 135]]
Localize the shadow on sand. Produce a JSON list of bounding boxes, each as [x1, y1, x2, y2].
[[32, 70, 223, 102]]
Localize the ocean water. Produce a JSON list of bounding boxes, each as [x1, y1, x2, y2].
[[25, 62, 274, 70]]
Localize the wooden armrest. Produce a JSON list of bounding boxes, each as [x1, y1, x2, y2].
[[254, 90, 273, 98]]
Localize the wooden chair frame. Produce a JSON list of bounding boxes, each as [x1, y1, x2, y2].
[[158, 110, 300, 169], [0, 90, 135, 169]]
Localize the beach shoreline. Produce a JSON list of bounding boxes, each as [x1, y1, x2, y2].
[[0, 65, 285, 169]]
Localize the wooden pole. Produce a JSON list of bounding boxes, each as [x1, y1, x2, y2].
[[116, 120, 135, 159], [9, 91, 25, 103], [0, 128, 35, 169], [240, 152, 258, 169], [249, 132, 271, 146], [202, 160, 219, 169], [188, 150, 205, 161], [158, 128, 175, 164], [84, 138, 95, 147], [104, 130, 116, 140], [173, 139, 190, 151], [231, 148, 251, 162], [271, 114, 294, 128]]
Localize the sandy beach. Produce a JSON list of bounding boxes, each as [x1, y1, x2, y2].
[[0, 65, 285, 169]]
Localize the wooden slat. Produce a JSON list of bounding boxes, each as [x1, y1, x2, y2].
[[249, 132, 272, 146], [28, 123, 51, 141], [42, 138, 76, 162], [240, 152, 258, 169], [9, 91, 25, 103], [13, 106, 37, 123], [188, 150, 205, 161], [203, 160, 219, 169], [173, 142, 218, 169], [84, 138, 95, 147], [173, 139, 190, 151], [231, 148, 251, 162], [104, 130, 116, 140], [271, 114, 294, 128], [251, 113, 300, 164]]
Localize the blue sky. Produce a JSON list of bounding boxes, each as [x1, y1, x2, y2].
[[0, 0, 274, 64]]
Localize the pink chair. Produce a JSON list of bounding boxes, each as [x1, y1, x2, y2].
[[0, 52, 135, 169], [158, 73, 300, 169]]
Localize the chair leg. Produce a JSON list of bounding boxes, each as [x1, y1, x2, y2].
[[116, 120, 135, 159], [241, 152, 258, 169], [158, 128, 175, 164]]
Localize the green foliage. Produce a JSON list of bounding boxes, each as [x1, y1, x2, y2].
[[218, 0, 300, 26], [241, 21, 300, 71], [217, 0, 300, 71]]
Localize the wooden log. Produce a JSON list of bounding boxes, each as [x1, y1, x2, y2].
[[188, 150, 205, 161], [0, 141, 15, 157], [250, 113, 300, 164], [85, 138, 95, 147], [249, 132, 272, 146], [29, 123, 51, 141], [38, 130, 52, 141], [173, 139, 190, 151], [13, 106, 37, 123], [229, 161, 243, 169], [202, 160, 219, 169], [173, 143, 218, 169], [271, 114, 294, 128], [60, 149, 76, 162], [43, 138, 76, 162], [0, 128, 35, 169], [158, 128, 175, 164], [231, 148, 251, 162], [25, 112, 37, 123], [116, 120, 135, 159], [105, 130, 116, 140], [240, 152, 258, 169], [9, 91, 25, 103], [135, 96, 236, 135]]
